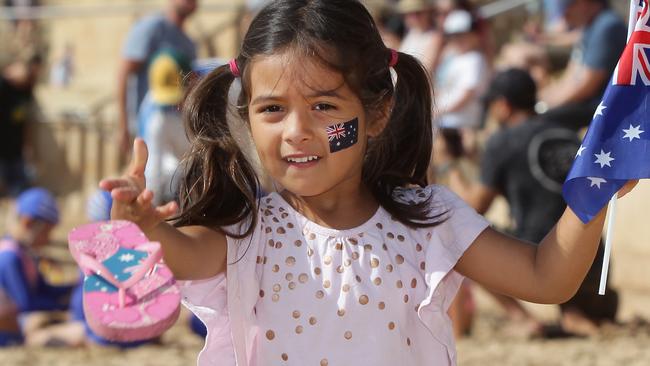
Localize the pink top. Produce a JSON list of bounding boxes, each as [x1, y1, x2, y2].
[[180, 185, 489, 366]]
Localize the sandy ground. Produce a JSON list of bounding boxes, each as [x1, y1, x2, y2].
[[3, 188, 650, 365], [3, 289, 650, 365]]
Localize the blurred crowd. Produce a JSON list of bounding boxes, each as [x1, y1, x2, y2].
[[0, 0, 632, 350]]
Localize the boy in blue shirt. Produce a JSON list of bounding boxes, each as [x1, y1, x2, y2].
[[0, 188, 69, 346]]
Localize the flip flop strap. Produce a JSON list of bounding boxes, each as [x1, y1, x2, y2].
[[78, 242, 162, 308]]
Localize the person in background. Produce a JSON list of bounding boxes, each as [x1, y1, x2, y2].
[[539, 0, 627, 130], [117, 0, 197, 156], [27, 189, 206, 346], [49, 43, 74, 89], [397, 0, 443, 74], [447, 68, 619, 337], [434, 10, 490, 158], [140, 50, 193, 206], [0, 188, 70, 346], [376, 5, 407, 50], [0, 54, 42, 197], [25, 190, 156, 347], [434, 0, 494, 65]]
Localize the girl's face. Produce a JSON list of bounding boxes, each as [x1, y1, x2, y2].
[[248, 53, 380, 198]]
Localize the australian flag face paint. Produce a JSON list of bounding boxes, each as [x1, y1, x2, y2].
[[326, 118, 359, 153]]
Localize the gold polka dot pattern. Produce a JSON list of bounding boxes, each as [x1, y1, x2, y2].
[[359, 295, 369, 305], [251, 189, 447, 365], [266, 330, 275, 340]]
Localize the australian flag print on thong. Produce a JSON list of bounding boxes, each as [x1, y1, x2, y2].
[[562, 0, 650, 223], [327, 118, 359, 153]]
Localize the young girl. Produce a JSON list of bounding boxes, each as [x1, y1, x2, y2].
[[100, 0, 635, 364]]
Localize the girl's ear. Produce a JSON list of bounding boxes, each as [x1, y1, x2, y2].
[[366, 98, 392, 138]]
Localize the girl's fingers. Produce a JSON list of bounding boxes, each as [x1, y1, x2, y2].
[[111, 187, 141, 202], [136, 189, 154, 206], [129, 138, 149, 179], [155, 201, 178, 219], [99, 178, 133, 191]]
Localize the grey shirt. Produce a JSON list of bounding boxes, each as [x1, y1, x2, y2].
[[122, 13, 196, 133]]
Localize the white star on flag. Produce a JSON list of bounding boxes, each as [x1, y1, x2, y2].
[[594, 150, 614, 168], [593, 101, 607, 118], [576, 145, 586, 157], [587, 177, 607, 188], [622, 124, 644, 142], [119, 253, 135, 262]]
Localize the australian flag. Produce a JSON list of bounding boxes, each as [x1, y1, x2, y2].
[[563, 0, 650, 223], [327, 118, 359, 153]]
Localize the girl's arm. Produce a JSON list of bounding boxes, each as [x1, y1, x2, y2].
[[100, 139, 227, 281], [145, 223, 227, 281], [455, 182, 636, 304]]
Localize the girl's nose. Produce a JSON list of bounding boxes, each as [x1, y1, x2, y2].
[[283, 111, 313, 144]]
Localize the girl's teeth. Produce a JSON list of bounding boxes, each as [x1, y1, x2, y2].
[[288, 156, 318, 163]]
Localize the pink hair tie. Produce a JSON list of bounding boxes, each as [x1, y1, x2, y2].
[[229, 59, 241, 77], [388, 49, 399, 68]]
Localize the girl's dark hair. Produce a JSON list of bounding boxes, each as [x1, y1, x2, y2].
[[175, 0, 442, 236]]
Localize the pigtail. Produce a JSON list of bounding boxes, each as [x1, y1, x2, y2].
[[174, 64, 260, 238], [363, 51, 443, 227]]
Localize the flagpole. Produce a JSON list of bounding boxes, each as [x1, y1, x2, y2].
[[599, 196, 617, 295], [598, 0, 638, 295]]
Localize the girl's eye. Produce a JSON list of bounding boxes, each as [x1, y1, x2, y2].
[[260, 105, 283, 113], [314, 103, 336, 111]]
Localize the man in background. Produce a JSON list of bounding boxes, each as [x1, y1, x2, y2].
[[117, 0, 197, 156], [447, 69, 619, 337], [0, 54, 42, 197], [539, 0, 627, 130]]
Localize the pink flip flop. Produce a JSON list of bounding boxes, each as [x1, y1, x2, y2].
[[68, 220, 181, 342]]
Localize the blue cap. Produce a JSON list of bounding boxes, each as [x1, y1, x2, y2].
[[16, 188, 59, 224], [86, 190, 113, 222]]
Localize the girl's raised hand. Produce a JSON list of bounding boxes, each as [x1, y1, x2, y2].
[[99, 138, 178, 232]]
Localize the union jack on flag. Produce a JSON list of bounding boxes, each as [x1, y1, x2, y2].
[[326, 124, 347, 141], [563, 0, 650, 223], [614, 0, 650, 85]]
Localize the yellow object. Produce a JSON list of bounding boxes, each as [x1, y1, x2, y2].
[[148, 53, 184, 106]]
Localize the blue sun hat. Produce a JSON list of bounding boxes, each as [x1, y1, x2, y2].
[[16, 188, 59, 224]]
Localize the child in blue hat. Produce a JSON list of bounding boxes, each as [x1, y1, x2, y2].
[[25, 190, 154, 348], [26, 190, 203, 347], [0, 187, 71, 346]]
